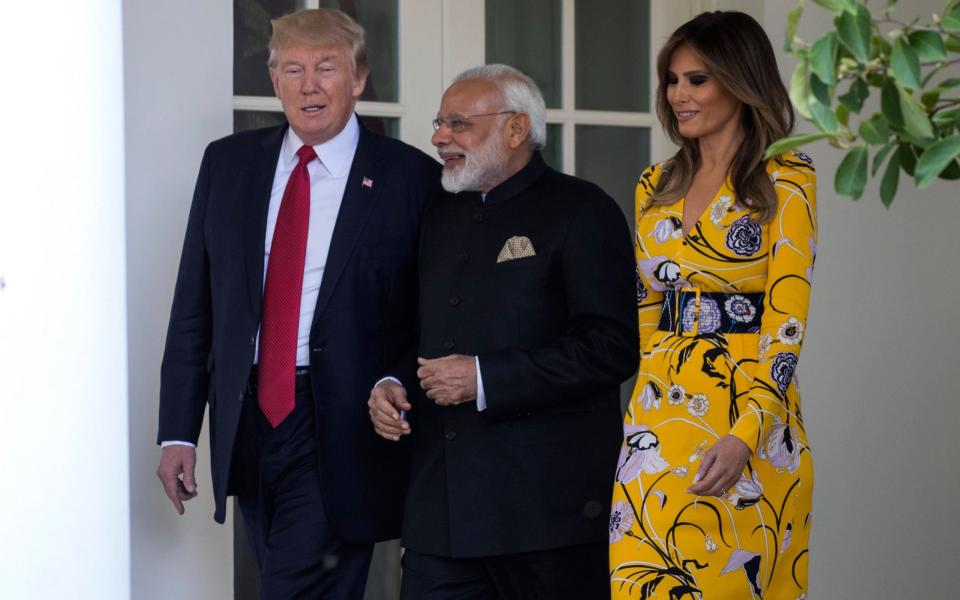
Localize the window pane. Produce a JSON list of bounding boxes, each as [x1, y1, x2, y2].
[[485, 0, 562, 108], [234, 110, 398, 140], [318, 0, 399, 103], [234, 0, 303, 97], [542, 123, 562, 171], [575, 0, 650, 112], [234, 0, 399, 103], [575, 125, 650, 233], [234, 110, 287, 132]]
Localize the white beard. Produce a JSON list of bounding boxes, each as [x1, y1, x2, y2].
[[440, 134, 510, 193]]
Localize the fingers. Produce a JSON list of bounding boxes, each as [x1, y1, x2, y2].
[[180, 451, 197, 495], [157, 446, 198, 515], [687, 447, 742, 497], [367, 386, 410, 441]]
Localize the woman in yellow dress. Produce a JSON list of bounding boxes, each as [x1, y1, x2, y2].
[[609, 12, 816, 599]]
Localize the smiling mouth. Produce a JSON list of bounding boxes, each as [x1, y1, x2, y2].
[[676, 110, 699, 121], [438, 152, 465, 168], [302, 104, 326, 114]]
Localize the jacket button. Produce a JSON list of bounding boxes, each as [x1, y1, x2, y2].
[[444, 431, 457, 441], [237, 392, 244, 401], [458, 252, 469, 262], [443, 339, 455, 350], [250, 335, 256, 345], [449, 295, 460, 306], [473, 212, 483, 223], [583, 500, 603, 519]]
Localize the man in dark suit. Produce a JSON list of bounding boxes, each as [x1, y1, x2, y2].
[[369, 65, 639, 599], [156, 9, 438, 599]]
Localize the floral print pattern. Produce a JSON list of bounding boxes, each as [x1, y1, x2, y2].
[[611, 153, 816, 599]]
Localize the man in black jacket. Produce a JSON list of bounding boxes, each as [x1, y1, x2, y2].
[[369, 64, 638, 599], [156, 9, 437, 599]]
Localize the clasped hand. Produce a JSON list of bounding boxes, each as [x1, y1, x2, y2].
[[686, 434, 752, 497]]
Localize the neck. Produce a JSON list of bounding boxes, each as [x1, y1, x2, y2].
[[480, 148, 534, 193], [696, 124, 744, 173]]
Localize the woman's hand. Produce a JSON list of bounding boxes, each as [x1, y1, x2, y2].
[[687, 435, 751, 497]]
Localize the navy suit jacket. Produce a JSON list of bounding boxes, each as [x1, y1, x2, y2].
[[158, 120, 440, 542]]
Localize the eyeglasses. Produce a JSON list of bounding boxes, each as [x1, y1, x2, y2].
[[431, 111, 517, 133]]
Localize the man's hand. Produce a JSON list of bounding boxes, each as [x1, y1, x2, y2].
[[417, 355, 477, 407], [687, 435, 752, 497], [368, 380, 411, 441], [157, 445, 199, 515]]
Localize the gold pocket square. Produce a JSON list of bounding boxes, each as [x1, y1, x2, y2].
[[496, 236, 536, 263]]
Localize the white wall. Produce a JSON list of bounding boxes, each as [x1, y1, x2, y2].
[[758, 1, 960, 597], [123, 1, 234, 598], [0, 1, 130, 597]]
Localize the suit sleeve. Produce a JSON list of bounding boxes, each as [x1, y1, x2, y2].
[[729, 155, 817, 453], [157, 144, 214, 445], [477, 192, 640, 417]]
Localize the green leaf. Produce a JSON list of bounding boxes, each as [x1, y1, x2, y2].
[[921, 89, 941, 109], [810, 33, 839, 86], [898, 85, 935, 140], [939, 159, 960, 180], [899, 143, 918, 176], [872, 142, 895, 175], [764, 132, 835, 160], [839, 78, 869, 112], [881, 79, 904, 129], [859, 113, 890, 144], [908, 30, 947, 61], [835, 4, 872, 63], [810, 77, 834, 105], [891, 36, 922, 90], [836, 103, 850, 126], [933, 107, 960, 126], [879, 147, 901, 207], [947, 36, 960, 53], [932, 77, 960, 91], [810, 99, 839, 132], [835, 145, 869, 199], [785, 1, 805, 52], [915, 135, 960, 188], [790, 56, 813, 119], [812, 0, 854, 14], [941, 15, 960, 33]]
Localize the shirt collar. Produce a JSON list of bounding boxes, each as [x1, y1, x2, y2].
[[482, 152, 548, 205], [282, 113, 360, 177]]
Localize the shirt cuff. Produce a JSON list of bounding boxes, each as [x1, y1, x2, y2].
[[475, 356, 486, 411], [375, 376, 403, 388], [160, 440, 196, 449]]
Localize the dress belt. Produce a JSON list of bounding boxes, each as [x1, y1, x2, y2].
[[248, 365, 312, 392], [658, 289, 764, 335]]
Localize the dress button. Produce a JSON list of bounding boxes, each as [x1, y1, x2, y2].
[[449, 295, 460, 306], [443, 339, 455, 350], [445, 431, 457, 441]]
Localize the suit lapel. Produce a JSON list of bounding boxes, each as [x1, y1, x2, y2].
[[243, 125, 286, 318], [311, 124, 383, 328]]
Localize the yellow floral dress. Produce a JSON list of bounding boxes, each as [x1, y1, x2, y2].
[[609, 151, 817, 600]]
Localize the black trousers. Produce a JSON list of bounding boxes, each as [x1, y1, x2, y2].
[[399, 542, 610, 600], [235, 374, 374, 600]]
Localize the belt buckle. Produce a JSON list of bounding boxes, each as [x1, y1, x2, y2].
[[676, 286, 701, 337]]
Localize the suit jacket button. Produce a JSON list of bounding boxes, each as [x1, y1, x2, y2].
[[237, 392, 244, 401], [444, 431, 457, 441], [449, 295, 460, 306], [583, 500, 603, 519], [473, 212, 483, 223], [458, 252, 469, 262], [443, 339, 455, 350], [250, 335, 256, 345]]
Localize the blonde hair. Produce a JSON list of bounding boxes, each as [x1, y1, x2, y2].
[[651, 11, 794, 223], [268, 9, 368, 77]]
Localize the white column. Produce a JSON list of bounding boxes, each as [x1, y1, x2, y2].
[[0, 1, 129, 598]]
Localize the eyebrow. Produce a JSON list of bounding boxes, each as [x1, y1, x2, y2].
[[668, 70, 709, 76]]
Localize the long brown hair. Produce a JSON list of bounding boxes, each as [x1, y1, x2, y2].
[[651, 11, 794, 223]]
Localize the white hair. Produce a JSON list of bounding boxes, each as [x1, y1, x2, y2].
[[453, 64, 547, 150]]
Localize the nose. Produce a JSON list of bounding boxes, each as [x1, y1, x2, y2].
[[300, 70, 320, 94], [669, 81, 689, 105], [431, 123, 449, 148]]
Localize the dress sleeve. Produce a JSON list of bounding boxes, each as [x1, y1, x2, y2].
[[635, 165, 666, 354], [729, 153, 818, 453]]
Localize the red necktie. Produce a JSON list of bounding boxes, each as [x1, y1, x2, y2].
[[258, 145, 316, 427]]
